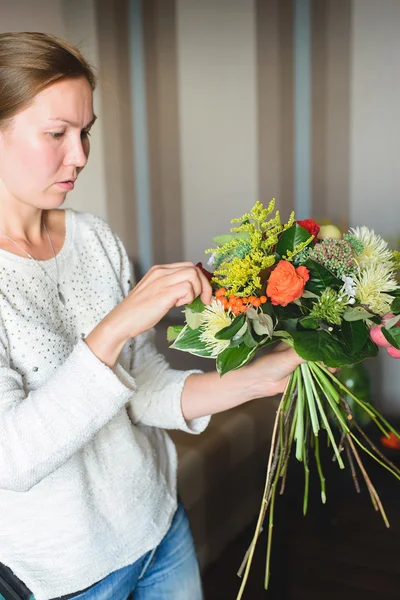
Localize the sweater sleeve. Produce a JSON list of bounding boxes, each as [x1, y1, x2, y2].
[[109, 231, 211, 434], [0, 325, 136, 492], [126, 329, 210, 433]]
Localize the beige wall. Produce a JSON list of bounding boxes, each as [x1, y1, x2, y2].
[[176, 0, 258, 263], [350, 0, 400, 239], [0, 0, 65, 34], [350, 0, 400, 416]]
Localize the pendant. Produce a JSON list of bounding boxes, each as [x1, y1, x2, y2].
[[57, 285, 66, 306]]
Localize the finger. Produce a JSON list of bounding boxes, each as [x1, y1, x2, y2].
[[133, 263, 197, 292], [169, 280, 197, 307], [195, 267, 213, 304], [167, 267, 205, 301]]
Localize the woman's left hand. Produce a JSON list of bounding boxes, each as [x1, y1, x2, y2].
[[247, 343, 305, 397]]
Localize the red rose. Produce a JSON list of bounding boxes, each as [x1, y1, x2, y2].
[[296, 219, 320, 242]]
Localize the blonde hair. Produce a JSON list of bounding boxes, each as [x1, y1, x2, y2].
[[0, 31, 96, 127]]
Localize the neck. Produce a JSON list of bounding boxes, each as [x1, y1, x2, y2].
[[0, 201, 46, 245]]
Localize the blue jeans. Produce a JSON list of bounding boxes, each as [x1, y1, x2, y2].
[[62, 502, 203, 600]]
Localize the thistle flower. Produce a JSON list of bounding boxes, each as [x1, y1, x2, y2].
[[308, 239, 356, 278], [309, 287, 347, 326], [350, 226, 393, 270], [353, 263, 398, 314], [199, 299, 233, 357]]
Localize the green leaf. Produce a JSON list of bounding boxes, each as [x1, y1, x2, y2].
[[247, 308, 274, 336], [303, 259, 342, 295], [215, 314, 245, 340], [171, 325, 214, 357], [299, 316, 318, 330], [167, 325, 184, 342], [384, 314, 400, 328], [216, 344, 258, 375], [276, 223, 312, 257], [273, 303, 302, 321], [185, 308, 205, 330], [382, 324, 400, 350], [388, 288, 400, 297], [343, 307, 375, 321], [342, 319, 369, 354], [243, 326, 259, 348], [291, 330, 378, 367], [391, 297, 400, 314], [301, 290, 319, 299], [186, 296, 206, 313]]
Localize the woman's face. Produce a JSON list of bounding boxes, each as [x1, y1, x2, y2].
[[0, 76, 95, 209]]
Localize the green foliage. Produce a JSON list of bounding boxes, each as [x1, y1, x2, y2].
[[291, 329, 378, 367], [275, 223, 314, 258], [303, 258, 343, 295], [170, 325, 214, 358]]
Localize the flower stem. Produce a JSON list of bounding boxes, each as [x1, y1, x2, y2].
[[314, 434, 327, 503], [236, 387, 287, 598], [346, 434, 390, 527]]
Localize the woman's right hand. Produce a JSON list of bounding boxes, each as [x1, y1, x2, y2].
[[84, 262, 212, 368]]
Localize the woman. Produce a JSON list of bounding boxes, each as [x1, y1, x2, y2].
[[0, 32, 303, 600]]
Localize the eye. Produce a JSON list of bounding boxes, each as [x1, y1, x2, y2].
[[81, 129, 91, 139], [49, 131, 64, 139]]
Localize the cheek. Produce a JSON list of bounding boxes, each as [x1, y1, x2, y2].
[[25, 138, 62, 172], [1, 139, 60, 188]]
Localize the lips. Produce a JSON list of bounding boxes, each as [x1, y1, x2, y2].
[[57, 180, 75, 191]]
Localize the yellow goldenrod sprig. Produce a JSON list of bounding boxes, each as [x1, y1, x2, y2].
[[283, 236, 315, 262]]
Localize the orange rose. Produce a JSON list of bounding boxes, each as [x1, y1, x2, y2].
[[266, 261, 310, 307]]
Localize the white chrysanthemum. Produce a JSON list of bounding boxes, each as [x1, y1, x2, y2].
[[350, 226, 393, 269], [199, 298, 233, 357], [354, 263, 397, 314]]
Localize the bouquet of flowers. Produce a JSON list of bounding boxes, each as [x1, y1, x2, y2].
[[167, 199, 400, 597]]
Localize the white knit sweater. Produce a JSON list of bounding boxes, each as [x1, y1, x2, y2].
[[0, 209, 209, 600]]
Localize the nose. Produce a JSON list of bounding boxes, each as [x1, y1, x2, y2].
[[64, 136, 89, 169]]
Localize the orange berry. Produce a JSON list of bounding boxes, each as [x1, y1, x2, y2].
[[260, 296, 267, 304], [252, 298, 261, 307], [239, 305, 248, 313], [242, 297, 249, 304], [218, 297, 228, 308], [215, 287, 227, 298]]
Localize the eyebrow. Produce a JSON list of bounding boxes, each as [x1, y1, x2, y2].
[[48, 115, 97, 129]]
